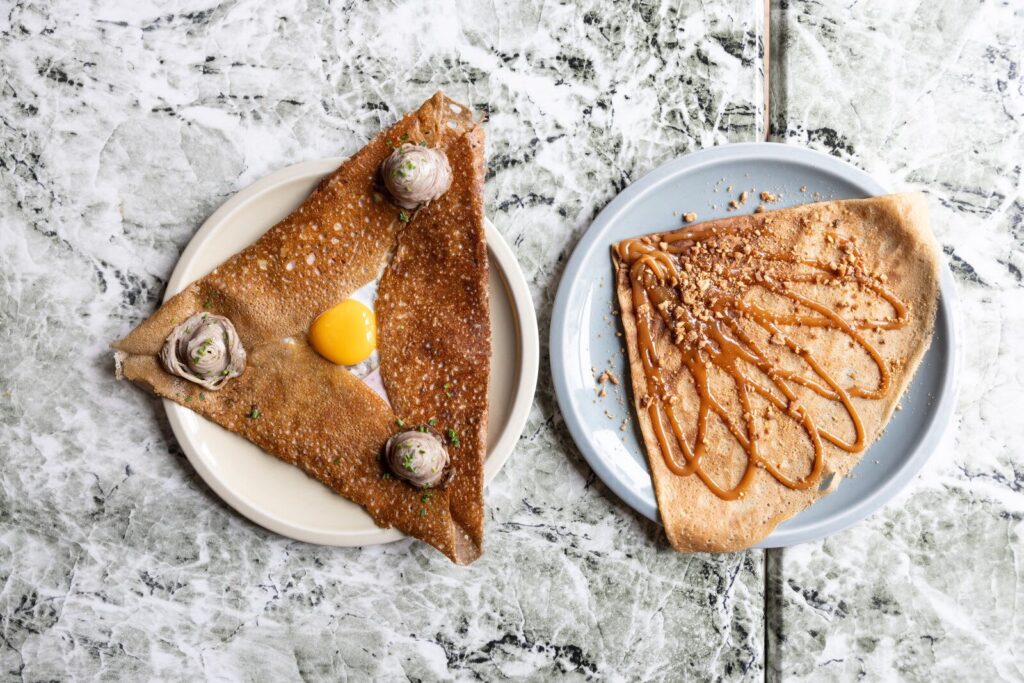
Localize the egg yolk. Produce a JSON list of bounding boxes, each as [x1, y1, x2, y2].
[[309, 299, 376, 366]]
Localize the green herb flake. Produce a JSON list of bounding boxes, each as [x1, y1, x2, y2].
[[193, 339, 212, 359], [416, 424, 428, 433], [332, 457, 341, 465], [395, 418, 405, 427], [428, 417, 437, 427], [446, 428, 461, 447], [203, 298, 212, 309], [401, 451, 416, 471], [443, 382, 454, 397], [400, 133, 409, 142], [419, 140, 428, 147], [381, 472, 392, 480], [247, 405, 261, 419], [420, 492, 434, 503], [199, 392, 206, 400], [399, 211, 411, 223], [419, 507, 427, 518], [185, 395, 193, 403]]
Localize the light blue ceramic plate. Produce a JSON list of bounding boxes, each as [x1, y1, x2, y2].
[[550, 143, 959, 548]]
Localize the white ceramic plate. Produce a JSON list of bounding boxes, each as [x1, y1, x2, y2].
[[164, 159, 538, 546], [551, 143, 959, 547]]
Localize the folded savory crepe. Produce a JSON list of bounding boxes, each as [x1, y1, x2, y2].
[[612, 193, 939, 552], [113, 92, 490, 564]]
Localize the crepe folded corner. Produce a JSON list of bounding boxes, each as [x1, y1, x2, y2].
[[112, 92, 490, 564], [612, 192, 940, 552]]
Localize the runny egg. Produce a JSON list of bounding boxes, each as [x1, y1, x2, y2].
[[308, 278, 390, 404], [310, 299, 375, 366]]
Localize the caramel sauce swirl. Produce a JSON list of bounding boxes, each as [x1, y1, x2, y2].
[[616, 219, 908, 500]]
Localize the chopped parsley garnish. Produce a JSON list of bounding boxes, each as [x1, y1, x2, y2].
[[332, 457, 341, 465], [400, 132, 409, 142], [401, 450, 416, 471], [398, 211, 411, 223], [420, 492, 434, 503], [419, 507, 427, 518], [203, 298, 212, 308], [443, 382, 453, 397], [192, 339, 213, 362], [395, 418, 405, 427], [247, 405, 261, 419], [428, 417, 437, 427], [446, 429, 461, 447], [185, 395, 193, 403], [419, 140, 428, 147], [416, 424, 428, 433], [199, 392, 206, 400]]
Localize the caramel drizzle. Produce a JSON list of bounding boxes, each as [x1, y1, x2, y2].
[[616, 222, 908, 500]]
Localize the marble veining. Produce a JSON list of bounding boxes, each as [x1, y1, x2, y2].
[[1, 0, 765, 679], [1, 0, 1021, 679], [767, 1, 1024, 681]]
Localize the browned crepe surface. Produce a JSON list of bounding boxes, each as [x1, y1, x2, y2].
[[113, 92, 490, 564], [612, 193, 940, 553], [377, 126, 490, 561]]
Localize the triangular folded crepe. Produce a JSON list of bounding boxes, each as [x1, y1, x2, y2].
[[113, 92, 490, 564], [612, 193, 940, 552]]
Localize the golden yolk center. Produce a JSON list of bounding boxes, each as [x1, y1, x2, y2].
[[309, 299, 376, 366]]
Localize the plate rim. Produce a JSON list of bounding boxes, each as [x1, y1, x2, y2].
[[163, 158, 539, 547], [550, 141, 960, 548]]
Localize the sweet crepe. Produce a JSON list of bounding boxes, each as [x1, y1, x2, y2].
[[113, 92, 490, 564], [612, 193, 939, 552]]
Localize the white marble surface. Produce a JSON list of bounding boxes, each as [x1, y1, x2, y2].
[[766, 1, 1024, 680], [1, 0, 765, 679], [0, 0, 1020, 680]]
